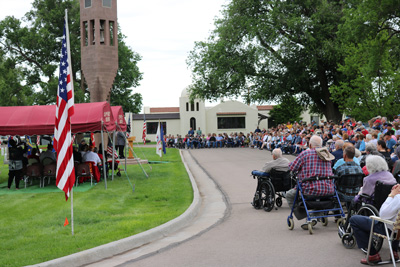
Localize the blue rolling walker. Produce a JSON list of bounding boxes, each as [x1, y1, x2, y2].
[[287, 175, 345, 234]]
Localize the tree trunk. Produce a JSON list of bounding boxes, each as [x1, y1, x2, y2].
[[323, 98, 342, 123]]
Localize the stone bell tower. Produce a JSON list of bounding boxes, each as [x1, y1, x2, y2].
[[80, 0, 118, 102]]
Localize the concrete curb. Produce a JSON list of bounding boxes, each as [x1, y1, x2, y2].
[[32, 150, 201, 267]]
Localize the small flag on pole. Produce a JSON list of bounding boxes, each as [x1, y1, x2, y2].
[[64, 217, 69, 227], [142, 114, 147, 144], [156, 122, 166, 157], [54, 14, 75, 201]]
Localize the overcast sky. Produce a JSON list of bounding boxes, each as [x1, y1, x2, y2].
[[0, 0, 228, 110]]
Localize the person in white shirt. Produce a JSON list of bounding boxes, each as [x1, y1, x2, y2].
[[350, 184, 400, 264], [82, 146, 102, 166]]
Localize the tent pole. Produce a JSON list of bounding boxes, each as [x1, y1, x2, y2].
[[124, 131, 127, 170], [101, 124, 107, 190], [122, 132, 148, 178], [112, 130, 116, 181]]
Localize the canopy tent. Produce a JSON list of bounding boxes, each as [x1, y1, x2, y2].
[[111, 106, 127, 132], [0, 102, 116, 136]]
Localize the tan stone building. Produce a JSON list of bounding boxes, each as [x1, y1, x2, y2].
[[80, 0, 118, 102]]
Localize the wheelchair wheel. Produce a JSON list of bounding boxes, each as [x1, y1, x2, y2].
[[336, 218, 346, 228], [260, 181, 275, 212], [357, 204, 383, 252], [252, 193, 261, 209], [357, 204, 379, 217], [308, 222, 313, 235], [342, 233, 356, 249], [321, 217, 328, 226], [276, 197, 282, 207], [287, 217, 294, 230]]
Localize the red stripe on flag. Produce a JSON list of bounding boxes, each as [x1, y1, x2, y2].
[[55, 17, 75, 201]]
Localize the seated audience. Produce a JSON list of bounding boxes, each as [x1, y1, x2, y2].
[[39, 144, 56, 165]]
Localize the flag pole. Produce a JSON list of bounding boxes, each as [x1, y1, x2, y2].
[[71, 187, 74, 235], [65, 8, 74, 236], [159, 119, 162, 159]]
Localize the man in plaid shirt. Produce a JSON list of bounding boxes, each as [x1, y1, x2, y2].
[[335, 145, 363, 205], [286, 135, 335, 210]]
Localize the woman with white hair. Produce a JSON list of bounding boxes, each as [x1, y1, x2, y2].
[[357, 155, 396, 197]]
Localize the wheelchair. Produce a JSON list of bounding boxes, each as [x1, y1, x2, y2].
[[251, 169, 293, 212], [287, 175, 345, 234], [337, 181, 396, 251]]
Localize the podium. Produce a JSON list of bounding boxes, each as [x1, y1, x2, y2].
[[127, 136, 135, 159]]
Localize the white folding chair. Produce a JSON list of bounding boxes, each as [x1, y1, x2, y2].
[[367, 212, 400, 266]]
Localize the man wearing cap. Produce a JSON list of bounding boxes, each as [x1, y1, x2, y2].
[[286, 135, 335, 230]]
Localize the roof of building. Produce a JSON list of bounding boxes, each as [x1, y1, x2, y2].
[[216, 112, 247, 115], [257, 105, 274, 111], [149, 107, 180, 113], [133, 113, 180, 120]]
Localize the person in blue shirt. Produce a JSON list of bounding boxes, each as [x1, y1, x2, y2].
[[385, 132, 396, 154]]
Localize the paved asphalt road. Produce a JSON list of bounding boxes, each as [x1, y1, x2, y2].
[[117, 148, 391, 267]]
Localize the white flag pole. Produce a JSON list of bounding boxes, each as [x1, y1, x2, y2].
[[65, 9, 74, 236]]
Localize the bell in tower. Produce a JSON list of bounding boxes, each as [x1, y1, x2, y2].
[[80, 0, 118, 102]]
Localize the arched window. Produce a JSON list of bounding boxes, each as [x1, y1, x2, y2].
[[196, 102, 199, 111], [186, 102, 189, 112], [190, 117, 196, 130]]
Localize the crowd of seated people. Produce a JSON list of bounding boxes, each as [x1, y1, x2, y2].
[[161, 116, 400, 172]]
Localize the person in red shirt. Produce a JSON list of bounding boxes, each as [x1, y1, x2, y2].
[[361, 126, 369, 136]]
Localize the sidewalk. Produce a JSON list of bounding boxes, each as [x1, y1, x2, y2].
[[31, 150, 227, 267]]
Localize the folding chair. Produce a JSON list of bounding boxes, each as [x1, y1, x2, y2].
[[25, 163, 43, 188], [42, 163, 56, 186], [75, 163, 93, 186], [367, 212, 400, 266]]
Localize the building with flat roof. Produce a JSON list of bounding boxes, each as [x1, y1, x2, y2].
[[127, 90, 273, 141], [128, 89, 322, 142]]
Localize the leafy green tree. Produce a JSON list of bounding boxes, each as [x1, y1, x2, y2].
[[268, 97, 303, 127], [329, 0, 400, 121], [0, 52, 34, 106], [0, 0, 142, 111], [187, 0, 346, 122], [0, 0, 81, 105]]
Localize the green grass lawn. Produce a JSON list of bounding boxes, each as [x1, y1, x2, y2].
[[0, 147, 192, 267]]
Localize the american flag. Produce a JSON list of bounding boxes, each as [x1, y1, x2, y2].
[[142, 114, 147, 144], [107, 145, 119, 159], [54, 16, 75, 201]]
